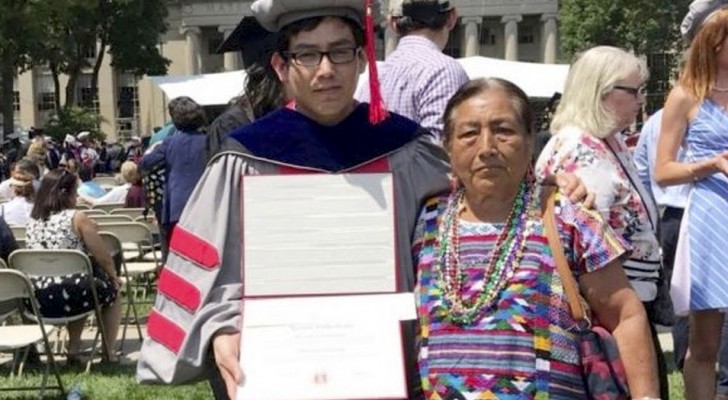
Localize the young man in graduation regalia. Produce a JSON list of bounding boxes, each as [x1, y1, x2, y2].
[[136, 1, 588, 398], [136, 1, 449, 398]]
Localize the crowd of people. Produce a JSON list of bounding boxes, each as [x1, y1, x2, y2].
[[2, 0, 728, 399]]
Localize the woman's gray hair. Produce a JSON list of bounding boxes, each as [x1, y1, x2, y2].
[[168, 96, 207, 132], [550, 46, 649, 139]]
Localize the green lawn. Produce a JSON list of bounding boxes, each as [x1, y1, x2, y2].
[[0, 364, 687, 400], [0, 363, 211, 399]]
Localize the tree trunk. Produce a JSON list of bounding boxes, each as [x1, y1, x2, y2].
[[91, 38, 106, 100], [64, 69, 79, 109], [0, 54, 16, 140], [50, 62, 61, 111]]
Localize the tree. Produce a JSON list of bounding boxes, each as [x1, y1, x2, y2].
[[34, 0, 169, 110], [559, 0, 692, 113], [0, 0, 45, 138], [44, 106, 105, 143], [559, 0, 691, 58]]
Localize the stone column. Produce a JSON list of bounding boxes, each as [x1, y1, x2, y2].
[[218, 25, 240, 71], [384, 27, 398, 58], [181, 26, 201, 75], [460, 17, 481, 57], [541, 13, 558, 64], [501, 14, 522, 61]]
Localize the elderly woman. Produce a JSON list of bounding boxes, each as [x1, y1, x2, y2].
[[140, 96, 208, 261], [657, 3, 728, 398], [27, 169, 122, 364], [535, 46, 669, 397], [414, 78, 658, 399]]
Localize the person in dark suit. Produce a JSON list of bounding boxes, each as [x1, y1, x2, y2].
[[140, 97, 208, 261]]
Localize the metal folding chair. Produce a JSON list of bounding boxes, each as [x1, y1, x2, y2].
[[0, 269, 65, 398], [9, 249, 110, 373], [92, 176, 121, 187], [89, 215, 134, 224], [98, 232, 143, 353], [80, 209, 108, 216], [109, 208, 145, 220], [9, 226, 26, 249], [97, 223, 158, 350], [92, 202, 127, 214]]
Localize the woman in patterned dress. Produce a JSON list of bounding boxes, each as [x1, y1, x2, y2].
[[26, 168, 122, 364], [657, 3, 728, 399], [413, 78, 659, 399], [534, 46, 670, 398]]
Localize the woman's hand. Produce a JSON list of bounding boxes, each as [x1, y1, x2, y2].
[[543, 172, 596, 209], [213, 331, 243, 399], [712, 151, 728, 176]]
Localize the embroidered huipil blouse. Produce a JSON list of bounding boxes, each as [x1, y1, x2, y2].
[[413, 192, 628, 399]]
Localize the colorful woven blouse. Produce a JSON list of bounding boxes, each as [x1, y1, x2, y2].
[[413, 191, 628, 399], [535, 126, 660, 301]]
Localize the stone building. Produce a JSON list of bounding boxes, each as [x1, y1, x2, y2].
[[8, 0, 559, 141]]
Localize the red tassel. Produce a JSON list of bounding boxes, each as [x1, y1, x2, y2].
[[365, 0, 389, 124]]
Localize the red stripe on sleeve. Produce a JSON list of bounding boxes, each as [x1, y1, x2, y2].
[[157, 268, 201, 313], [147, 310, 185, 354], [350, 158, 390, 173], [169, 226, 220, 270]]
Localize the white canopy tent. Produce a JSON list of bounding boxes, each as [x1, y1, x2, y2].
[[146, 56, 569, 106], [456, 56, 569, 99], [146, 70, 247, 106]]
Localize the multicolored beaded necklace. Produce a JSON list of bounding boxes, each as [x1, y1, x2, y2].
[[435, 179, 536, 325]]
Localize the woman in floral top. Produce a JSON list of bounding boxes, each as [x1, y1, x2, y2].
[[413, 78, 659, 399], [535, 46, 667, 398]]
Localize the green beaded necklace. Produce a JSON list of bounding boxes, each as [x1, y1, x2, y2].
[[435, 180, 536, 325]]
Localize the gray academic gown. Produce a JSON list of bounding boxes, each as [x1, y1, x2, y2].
[[136, 132, 450, 397]]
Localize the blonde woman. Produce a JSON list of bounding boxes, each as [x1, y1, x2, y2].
[[535, 46, 668, 398]]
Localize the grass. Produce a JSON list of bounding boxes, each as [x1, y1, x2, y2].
[[0, 363, 211, 399], [0, 361, 688, 400]]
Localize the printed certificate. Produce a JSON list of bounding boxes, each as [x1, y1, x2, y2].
[[242, 173, 397, 297], [236, 294, 415, 400]]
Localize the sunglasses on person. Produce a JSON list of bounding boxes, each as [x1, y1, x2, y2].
[[612, 85, 646, 96]]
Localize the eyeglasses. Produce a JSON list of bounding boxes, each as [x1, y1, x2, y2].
[[282, 48, 360, 67], [613, 85, 646, 96]]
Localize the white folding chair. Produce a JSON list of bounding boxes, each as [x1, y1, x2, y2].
[[9, 225, 26, 240], [80, 209, 108, 216], [98, 232, 143, 353], [109, 208, 145, 220], [92, 202, 127, 214], [9, 226, 26, 249], [92, 176, 121, 187], [134, 215, 162, 263], [98, 223, 157, 351], [0, 259, 15, 322], [89, 215, 134, 224], [9, 249, 110, 373], [0, 269, 65, 398], [98, 222, 160, 272]]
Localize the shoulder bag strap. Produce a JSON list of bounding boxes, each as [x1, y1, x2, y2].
[[542, 189, 587, 323]]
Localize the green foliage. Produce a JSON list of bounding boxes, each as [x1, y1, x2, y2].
[[44, 107, 106, 142], [559, 0, 692, 59], [106, 0, 170, 76]]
